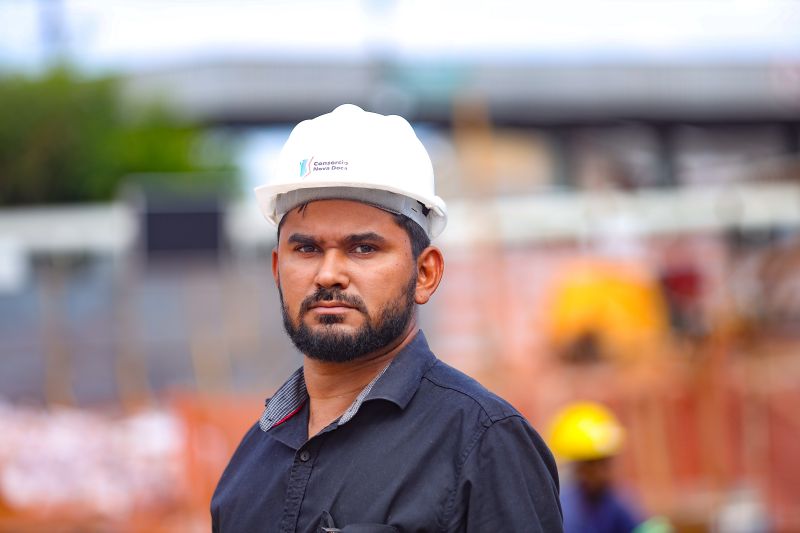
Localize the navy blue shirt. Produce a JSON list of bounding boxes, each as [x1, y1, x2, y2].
[[211, 332, 562, 532]]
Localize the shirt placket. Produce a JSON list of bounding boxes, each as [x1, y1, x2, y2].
[[269, 361, 391, 532], [278, 439, 320, 533]]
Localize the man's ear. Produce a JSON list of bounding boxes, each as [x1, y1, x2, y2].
[[272, 247, 280, 288], [414, 246, 444, 305]]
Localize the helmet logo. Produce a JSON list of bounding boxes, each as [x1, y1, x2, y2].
[[299, 157, 314, 178], [300, 157, 350, 178]]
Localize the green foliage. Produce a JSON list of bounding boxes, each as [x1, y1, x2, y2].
[[0, 66, 235, 206]]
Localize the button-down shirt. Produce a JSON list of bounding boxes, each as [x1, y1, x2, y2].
[[211, 332, 562, 532]]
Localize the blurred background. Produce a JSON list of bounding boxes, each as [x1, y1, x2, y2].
[[1, 0, 800, 531]]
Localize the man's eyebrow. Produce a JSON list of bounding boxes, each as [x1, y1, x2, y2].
[[287, 233, 317, 245], [286, 232, 388, 246], [344, 232, 387, 245]]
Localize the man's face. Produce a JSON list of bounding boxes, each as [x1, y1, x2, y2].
[[273, 199, 419, 363], [575, 457, 614, 499]]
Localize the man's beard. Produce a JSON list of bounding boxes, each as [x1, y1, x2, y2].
[[279, 275, 416, 363]]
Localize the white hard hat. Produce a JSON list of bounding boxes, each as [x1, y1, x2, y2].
[[254, 104, 447, 239]]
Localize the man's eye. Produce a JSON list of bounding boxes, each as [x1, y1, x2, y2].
[[296, 245, 317, 253], [352, 244, 376, 254]]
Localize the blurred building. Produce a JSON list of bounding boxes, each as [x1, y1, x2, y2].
[[2, 1, 800, 530]]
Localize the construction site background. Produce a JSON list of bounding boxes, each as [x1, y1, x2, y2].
[[2, 1, 800, 531]]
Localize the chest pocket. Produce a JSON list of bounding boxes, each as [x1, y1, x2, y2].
[[322, 526, 398, 533], [319, 511, 399, 533]]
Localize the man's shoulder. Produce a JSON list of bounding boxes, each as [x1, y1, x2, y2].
[[421, 356, 523, 426]]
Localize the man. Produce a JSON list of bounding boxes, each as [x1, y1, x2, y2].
[[211, 104, 562, 532], [548, 402, 650, 533]]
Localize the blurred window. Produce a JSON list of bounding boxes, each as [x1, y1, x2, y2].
[[571, 125, 660, 191], [675, 125, 786, 185]]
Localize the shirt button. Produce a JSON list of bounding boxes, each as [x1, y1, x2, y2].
[[299, 450, 311, 462]]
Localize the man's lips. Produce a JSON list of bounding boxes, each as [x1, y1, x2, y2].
[[308, 302, 356, 313]]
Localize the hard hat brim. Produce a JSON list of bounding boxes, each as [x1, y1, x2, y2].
[[255, 180, 448, 239]]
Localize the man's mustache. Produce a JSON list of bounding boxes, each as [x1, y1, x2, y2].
[[299, 288, 368, 315]]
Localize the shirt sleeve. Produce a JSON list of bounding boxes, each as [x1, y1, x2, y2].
[[445, 415, 563, 532]]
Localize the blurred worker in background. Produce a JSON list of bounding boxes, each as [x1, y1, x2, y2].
[[549, 402, 671, 533], [211, 104, 562, 532]]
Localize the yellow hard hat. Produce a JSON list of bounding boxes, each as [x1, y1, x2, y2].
[[547, 260, 669, 362], [548, 402, 624, 462]]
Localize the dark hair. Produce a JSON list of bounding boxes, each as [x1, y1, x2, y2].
[[276, 205, 430, 260], [392, 213, 430, 260]]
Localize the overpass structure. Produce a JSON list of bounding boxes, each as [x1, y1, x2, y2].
[[122, 60, 800, 125]]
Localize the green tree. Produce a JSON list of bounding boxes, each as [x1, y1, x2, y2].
[[0, 66, 234, 206]]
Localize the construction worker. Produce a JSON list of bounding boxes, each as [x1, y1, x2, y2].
[[549, 402, 670, 533], [211, 105, 562, 531]]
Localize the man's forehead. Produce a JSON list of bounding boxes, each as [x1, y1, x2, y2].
[[284, 199, 394, 224], [279, 199, 401, 236]]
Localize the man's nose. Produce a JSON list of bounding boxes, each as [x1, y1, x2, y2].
[[314, 249, 350, 289]]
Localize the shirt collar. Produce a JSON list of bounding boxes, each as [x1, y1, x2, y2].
[[259, 367, 307, 432], [359, 330, 436, 410], [259, 330, 437, 433]]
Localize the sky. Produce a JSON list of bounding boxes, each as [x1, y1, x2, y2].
[[1, 0, 800, 72]]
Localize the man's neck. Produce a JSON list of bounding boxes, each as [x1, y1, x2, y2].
[[303, 325, 418, 438]]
